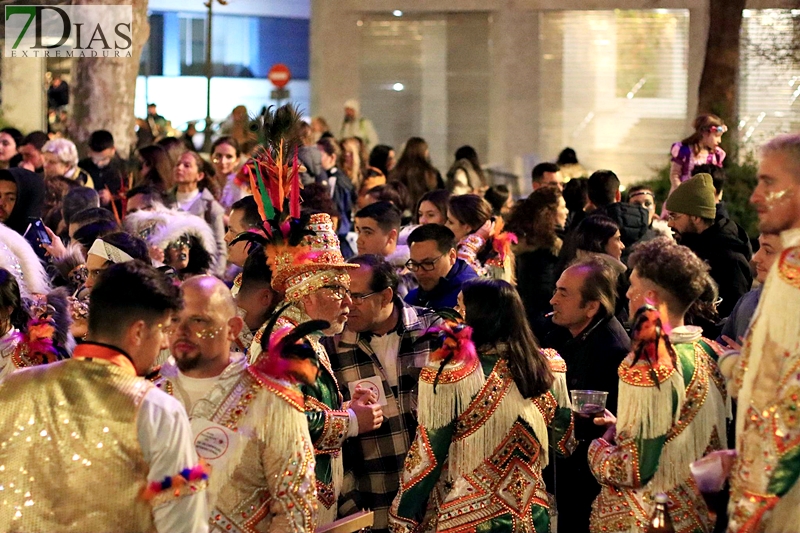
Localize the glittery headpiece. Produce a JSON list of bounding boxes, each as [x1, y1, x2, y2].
[[269, 213, 358, 301]]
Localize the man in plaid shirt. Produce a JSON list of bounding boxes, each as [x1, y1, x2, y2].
[[323, 255, 442, 533]]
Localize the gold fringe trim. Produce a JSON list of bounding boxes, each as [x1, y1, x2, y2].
[[647, 372, 727, 493], [206, 380, 311, 509], [447, 381, 550, 482], [616, 371, 685, 440], [418, 363, 485, 431]]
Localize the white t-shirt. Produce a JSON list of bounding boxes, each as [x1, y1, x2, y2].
[[174, 372, 221, 412], [370, 332, 401, 388], [175, 189, 201, 212]]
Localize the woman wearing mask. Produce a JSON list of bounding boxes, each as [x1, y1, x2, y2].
[[390, 278, 574, 533]]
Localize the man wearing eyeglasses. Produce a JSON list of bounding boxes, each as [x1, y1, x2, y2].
[[324, 255, 441, 533], [403, 224, 478, 310]]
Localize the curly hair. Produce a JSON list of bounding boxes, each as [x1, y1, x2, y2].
[[628, 237, 715, 313], [505, 187, 562, 253]]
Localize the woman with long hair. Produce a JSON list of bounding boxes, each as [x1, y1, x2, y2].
[[506, 186, 569, 337], [341, 136, 368, 192], [415, 189, 450, 225], [368, 144, 396, 178], [446, 145, 487, 195], [136, 144, 174, 192], [171, 151, 226, 273], [388, 137, 443, 208], [390, 278, 574, 533], [669, 113, 726, 194], [446, 194, 513, 282], [211, 136, 248, 211]]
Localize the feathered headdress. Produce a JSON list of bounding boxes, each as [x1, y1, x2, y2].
[[251, 302, 328, 388]]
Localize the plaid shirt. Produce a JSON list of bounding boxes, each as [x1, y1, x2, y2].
[[323, 300, 442, 533]]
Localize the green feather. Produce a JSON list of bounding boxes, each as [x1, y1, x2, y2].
[[254, 164, 275, 220]]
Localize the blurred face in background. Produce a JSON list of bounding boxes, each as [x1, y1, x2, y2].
[[752, 232, 783, 284], [0, 133, 17, 164], [417, 201, 445, 225], [630, 190, 656, 225], [212, 143, 238, 177]]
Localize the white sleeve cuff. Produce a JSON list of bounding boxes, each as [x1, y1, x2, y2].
[[347, 408, 359, 437]]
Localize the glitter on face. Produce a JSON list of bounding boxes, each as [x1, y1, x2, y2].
[[194, 326, 224, 340], [763, 188, 791, 210]]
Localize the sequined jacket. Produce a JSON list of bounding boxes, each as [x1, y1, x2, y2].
[[728, 230, 800, 533], [587, 336, 727, 533], [389, 348, 574, 533], [156, 355, 317, 533]]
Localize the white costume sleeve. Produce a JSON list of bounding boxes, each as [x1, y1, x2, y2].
[[138, 387, 210, 533]]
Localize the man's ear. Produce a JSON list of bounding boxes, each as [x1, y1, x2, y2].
[[381, 287, 394, 307], [585, 300, 601, 320], [227, 316, 244, 340], [448, 247, 457, 263], [126, 319, 148, 351], [388, 228, 398, 246], [615, 190, 622, 203]]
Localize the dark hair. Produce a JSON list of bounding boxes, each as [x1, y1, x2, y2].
[[355, 201, 401, 233], [0, 128, 23, 148], [447, 194, 492, 232], [415, 189, 450, 224], [137, 144, 174, 191], [62, 187, 100, 226], [574, 215, 620, 254], [556, 147, 579, 166], [88, 130, 114, 152], [0, 267, 31, 333], [462, 278, 554, 399], [156, 136, 186, 165], [178, 151, 219, 197], [366, 182, 411, 213], [98, 231, 150, 262], [88, 260, 182, 338], [20, 131, 48, 151], [563, 177, 589, 213], [532, 162, 560, 182], [627, 185, 654, 198], [506, 187, 562, 251], [629, 237, 715, 313], [407, 224, 456, 254], [389, 137, 440, 206], [692, 163, 726, 195], [681, 114, 725, 148], [240, 246, 272, 291], [125, 185, 164, 211], [587, 170, 620, 207], [231, 195, 262, 228], [318, 137, 342, 160], [568, 256, 617, 318], [368, 144, 394, 177], [181, 235, 213, 276], [211, 136, 241, 157], [350, 254, 400, 294], [69, 206, 115, 228], [454, 145, 486, 186], [300, 183, 340, 219], [483, 185, 510, 216], [73, 219, 119, 250]]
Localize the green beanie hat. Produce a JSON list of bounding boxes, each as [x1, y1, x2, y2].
[[665, 173, 717, 219]]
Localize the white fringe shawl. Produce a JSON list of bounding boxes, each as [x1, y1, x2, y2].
[[550, 371, 571, 411], [205, 381, 312, 509], [417, 361, 485, 431], [648, 355, 728, 493], [446, 381, 551, 482], [616, 369, 686, 441]]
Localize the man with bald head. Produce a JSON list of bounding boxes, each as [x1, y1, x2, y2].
[[156, 276, 318, 532]]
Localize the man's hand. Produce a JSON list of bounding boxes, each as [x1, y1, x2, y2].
[[98, 188, 112, 205], [351, 392, 383, 434], [42, 225, 67, 260]]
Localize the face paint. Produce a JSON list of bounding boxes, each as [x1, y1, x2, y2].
[[764, 188, 792, 210], [194, 325, 223, 339]]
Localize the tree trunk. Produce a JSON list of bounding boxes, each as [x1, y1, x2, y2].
[[697, 0, 745, 157], [68, 0, 149, 159]]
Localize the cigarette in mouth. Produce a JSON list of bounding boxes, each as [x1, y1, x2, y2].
[[545, 312, 555, 317]]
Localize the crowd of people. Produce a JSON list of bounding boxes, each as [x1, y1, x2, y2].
[[0, 101, 798, 533]]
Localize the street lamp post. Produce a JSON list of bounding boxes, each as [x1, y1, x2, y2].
[[202, 0, 227, 153]]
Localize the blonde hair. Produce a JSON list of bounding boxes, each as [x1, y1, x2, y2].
[[42, 138, 79, 168]]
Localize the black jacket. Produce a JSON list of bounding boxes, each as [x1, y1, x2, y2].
[[79, 156, 126, 195], [515, 246, 559, 340], [542, 315, 631, 533], [594, 202, 649, 262], [0, 168, 44, 235], [679, 216, 753, 318]]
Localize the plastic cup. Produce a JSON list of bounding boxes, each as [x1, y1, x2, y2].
[[570, 390, 608, 416], [690, 450, 736, 493]]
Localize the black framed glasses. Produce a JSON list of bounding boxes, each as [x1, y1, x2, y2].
[[405, 254, 444, 272], [351, 290, 381, 304]]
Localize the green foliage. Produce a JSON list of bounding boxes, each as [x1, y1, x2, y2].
[[631, 151, 760, 237]]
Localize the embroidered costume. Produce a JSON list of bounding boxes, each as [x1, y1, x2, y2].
[[587, 309, 728, 533], [389, 334, 574, 533], [727, 228, 800, 533], [0, 342, 209, 532], [155, 353, 317, 533]]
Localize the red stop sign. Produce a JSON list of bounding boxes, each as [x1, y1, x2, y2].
[[268, 64, 291, 88]]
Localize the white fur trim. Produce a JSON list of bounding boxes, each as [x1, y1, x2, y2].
[[0, 222, 50, 297], [124, 209, 218, 266]]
